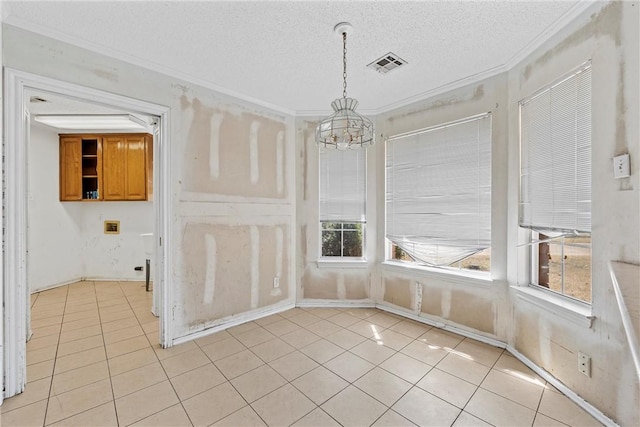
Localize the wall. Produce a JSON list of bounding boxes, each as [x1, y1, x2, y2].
[[5, 1, 639, 423], [4, 24, 296, 340], [27, 122, 153, 291], [506, 3, 639, 425], [295, 120, 377, 302], [294, 2, 639, 424], [373, 74, 510, 342], [295, 76, 510, 340]]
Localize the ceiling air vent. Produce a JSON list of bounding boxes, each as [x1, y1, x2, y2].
[[367, 52, 407, 74]]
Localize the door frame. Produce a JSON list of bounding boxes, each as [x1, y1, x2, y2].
[[2, 68, 173, 399]]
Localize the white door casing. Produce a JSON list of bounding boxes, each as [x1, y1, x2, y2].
[[2, 68, 173, 399]]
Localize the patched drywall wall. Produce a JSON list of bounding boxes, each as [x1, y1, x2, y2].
[[302, 268, 370, 300], [179, 221, 290, 332], [28, 123, 153, 291], [4, 2, 640, 423], [506, 2, 639, 425], [180, 95, 287, 201], [381, 271, 498, 336], [383, 277, 413, 310], [295, 119, 377, 302], [4, 24, 296, 340], [375, 72, 510, 342]]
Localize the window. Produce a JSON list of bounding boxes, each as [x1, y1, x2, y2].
[[386, 114, 492, 273], [519, 63, 592, 303], [319, 149, 365, 258]]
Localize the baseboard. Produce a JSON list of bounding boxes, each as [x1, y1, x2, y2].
[[296, 299, 376, 308], [376, 302, 506, 349], [30, 277, 84, 293], [88, 277, 149, 282], [172, 300, 296, 346], [31, 277, 149, 294], [507, 346, 618, 427]]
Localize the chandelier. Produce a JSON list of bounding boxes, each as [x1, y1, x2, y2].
[[316, 22, 375, 150]]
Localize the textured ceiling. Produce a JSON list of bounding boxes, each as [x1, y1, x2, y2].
[[4, 1, 589, 115]]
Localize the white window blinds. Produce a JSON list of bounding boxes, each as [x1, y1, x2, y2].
[[520, 65, 591, 234], [386, 114, 492, 267], [319, 148, 366, 223]]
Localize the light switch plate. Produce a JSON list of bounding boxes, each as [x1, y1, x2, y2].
[[613, 154, 630, 178]]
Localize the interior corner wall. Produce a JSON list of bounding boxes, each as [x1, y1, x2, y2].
[[373, 73, 510, 342], [506, 2, 639, 425], [295, 2, 638, 423], [4, 23, 296, 340], [295, 118, 377, 302], [28, 123, 83, 289]]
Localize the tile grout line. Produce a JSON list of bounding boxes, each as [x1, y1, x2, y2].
[[193, 326, 273, 426], [115, 280, 178, 426], [287, 311, 394, 425], [51, 281, 115, 426], [105, 280, 132, 426], [39, 281, 70, 426], [454, 340, 506, 427], [251, 316, 324, 427], [17, 285, 595, 427], [350, 331, 434, 426], [116, 280, 196, 426]]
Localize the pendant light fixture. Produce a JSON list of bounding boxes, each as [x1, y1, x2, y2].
[[316, 22, 375, 150]]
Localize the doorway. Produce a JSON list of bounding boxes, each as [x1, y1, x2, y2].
[[2, 68, 172, 400]]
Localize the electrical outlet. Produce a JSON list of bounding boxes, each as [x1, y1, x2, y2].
[[578, 351, 591, 377], [613, 154, 630, 178], [273, 276, 280, 289]]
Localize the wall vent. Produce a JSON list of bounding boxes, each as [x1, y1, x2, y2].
[[367, 52, 407, 74], [104, 220, 120, 234]]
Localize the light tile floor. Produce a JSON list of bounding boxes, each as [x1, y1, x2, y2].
[[1, 281, 603, 426]]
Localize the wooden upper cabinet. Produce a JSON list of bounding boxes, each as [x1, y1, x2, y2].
[[102, 136, 127, 200], [59, 133, 152, 202], [59, 136, 83, 201], [124, 135, 148, 200]]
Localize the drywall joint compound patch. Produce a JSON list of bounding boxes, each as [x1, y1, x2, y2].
[[250, 226, 260, 309], [276, 130, 285, 194], [250, 120, 260, 184], [204, 233, 217, 305], [414, 282, 423, 313], [209, 113, 223, 179]]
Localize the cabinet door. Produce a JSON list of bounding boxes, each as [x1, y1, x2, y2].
[[59, 136, 83, 201], [124, 135, 147, 200], [102, 136, 126, 200]]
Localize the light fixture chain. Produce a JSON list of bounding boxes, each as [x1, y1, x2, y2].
[[342, 32, 347, 99]]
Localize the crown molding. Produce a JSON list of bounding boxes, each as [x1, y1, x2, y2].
[[5, 1, 603, 120], [504, 0, 605, 70], [2, 16, 296, 117], [297, 1, 604, 117], [295, 63, 507, 117]]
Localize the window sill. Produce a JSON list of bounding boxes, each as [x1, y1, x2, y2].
[[381, 261, 493, 288], [513, 285, 594, 328], [317, 259, 369, 269]]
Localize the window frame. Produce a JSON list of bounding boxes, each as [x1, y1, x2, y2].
[[384, 113, 492, 277], [317, 148, 367, 263], [518, 61, 593, 305], [528, 231, 592, 305], [320, 220, 366, 259]]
